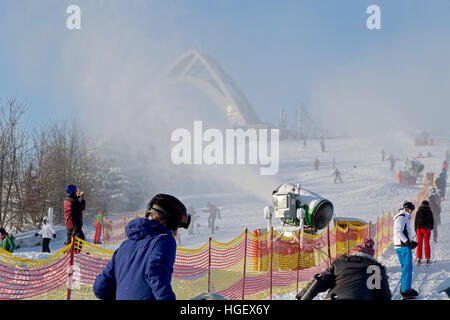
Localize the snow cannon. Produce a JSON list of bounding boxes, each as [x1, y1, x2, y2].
[[266, 183, 334, 234], [405, 157, 424, 178]]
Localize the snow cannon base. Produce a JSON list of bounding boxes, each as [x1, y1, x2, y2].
[[396, 170, 416, 185]]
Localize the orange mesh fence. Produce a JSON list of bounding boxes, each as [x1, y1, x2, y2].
[[0, 212, 395, 300]]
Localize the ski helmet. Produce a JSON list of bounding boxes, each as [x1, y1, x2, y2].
[[145, 194, 190, 231]]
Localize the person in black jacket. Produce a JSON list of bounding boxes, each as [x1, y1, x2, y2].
[[414, 200, 434, 264], [428, 188, 441, 243], [296, 237, 391, 300], [434, 173, 446, 201]]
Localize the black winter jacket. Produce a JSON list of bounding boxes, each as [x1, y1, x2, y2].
[[297, 254, 392, 300], [428, 194, 441, 225], [414, 205, 434, 230]]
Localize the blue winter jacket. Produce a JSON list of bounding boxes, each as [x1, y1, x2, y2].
[[93, 218, 177, 300]]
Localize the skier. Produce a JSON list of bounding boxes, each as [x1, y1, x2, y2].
[[443, 160, 448, 172], [187, 205, 197, 235], [428, 187, 441, 243], [0, 228, 15, 253], [393, 201, 418, 299], [34, 216, 56, 253], [204, 202, 221, 234], [434, 172, 447, 201], [93, 193, 190, 300], [64, 184, 86, 245], [388, 154, 398, 171], [93, 210, 104, 244], [439, 167, 448, 181], [414, 200, 434, 264], [332, 168, 343, 183], [296, 237, 391, 300], [314, 158, 320, 171], [381, 150, 385, 161], [320, 136, 325, 152]]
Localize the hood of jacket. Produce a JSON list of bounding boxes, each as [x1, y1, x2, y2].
[[334, 254, 387, 272], [125, 218, 172, 241], [395, 208, 411, 220]]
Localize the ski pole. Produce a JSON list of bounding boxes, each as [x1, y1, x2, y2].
[[298, 274, 321, 300]]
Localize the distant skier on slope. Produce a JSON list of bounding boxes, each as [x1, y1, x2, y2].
[[393, 201, 418, 299], [296, 237, 391, 300], [388, 154, 400, 171], [428, 187, 441, 243], [320, 136, 326, 152], [332, 168, 343, 183], [34, 216, 56, 253], [414, 200, 434, 265], [203, 202, 221, 234], [314, 158, 320, 171], [187, 204, 197, 235], [434, 172, 447, 201]]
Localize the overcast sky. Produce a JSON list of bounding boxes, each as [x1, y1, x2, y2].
[[1, 0, 449, 138]]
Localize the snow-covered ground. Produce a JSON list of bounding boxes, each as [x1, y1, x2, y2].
[[11, 134, 450, 300]]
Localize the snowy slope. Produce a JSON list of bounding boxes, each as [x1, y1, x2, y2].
[[11, 134, 450, 300]]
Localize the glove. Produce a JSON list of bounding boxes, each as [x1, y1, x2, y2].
[[34, 233, 39, 237], [408, 241, 418, 249], [53, 234, 56, 239]]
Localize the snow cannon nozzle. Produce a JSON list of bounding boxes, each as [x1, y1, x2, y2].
[[269, 183, 334, 234]]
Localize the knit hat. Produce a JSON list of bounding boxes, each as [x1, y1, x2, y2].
[[350, 237, 375, 258], [66, 184, 77, 195], [0, 228, 5, 236]]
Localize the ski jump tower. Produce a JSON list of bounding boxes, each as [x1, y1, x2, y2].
[[161, 50, 262, 128]]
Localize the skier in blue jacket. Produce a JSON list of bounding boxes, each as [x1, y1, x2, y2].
[[93, 194, 190, 300]]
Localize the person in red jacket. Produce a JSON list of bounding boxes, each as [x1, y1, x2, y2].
[[94, 210, 104, 244], [314, 158, 320, 170], [414, 200, 434, 264], [64, 184, 86, 246]]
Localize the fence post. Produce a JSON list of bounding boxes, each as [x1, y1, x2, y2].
[[346, 222, 350, 254], [375, 218, 379, 259], [270, 227, 273, 300], [326, 224, 332, 267], [381, 214, 385, 255], [296, 229, 302, 296], [387, 212, 390, 244], [66, 235, 76, 300], [242, 229, 248, 300], [208, 237, 212, 293]]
